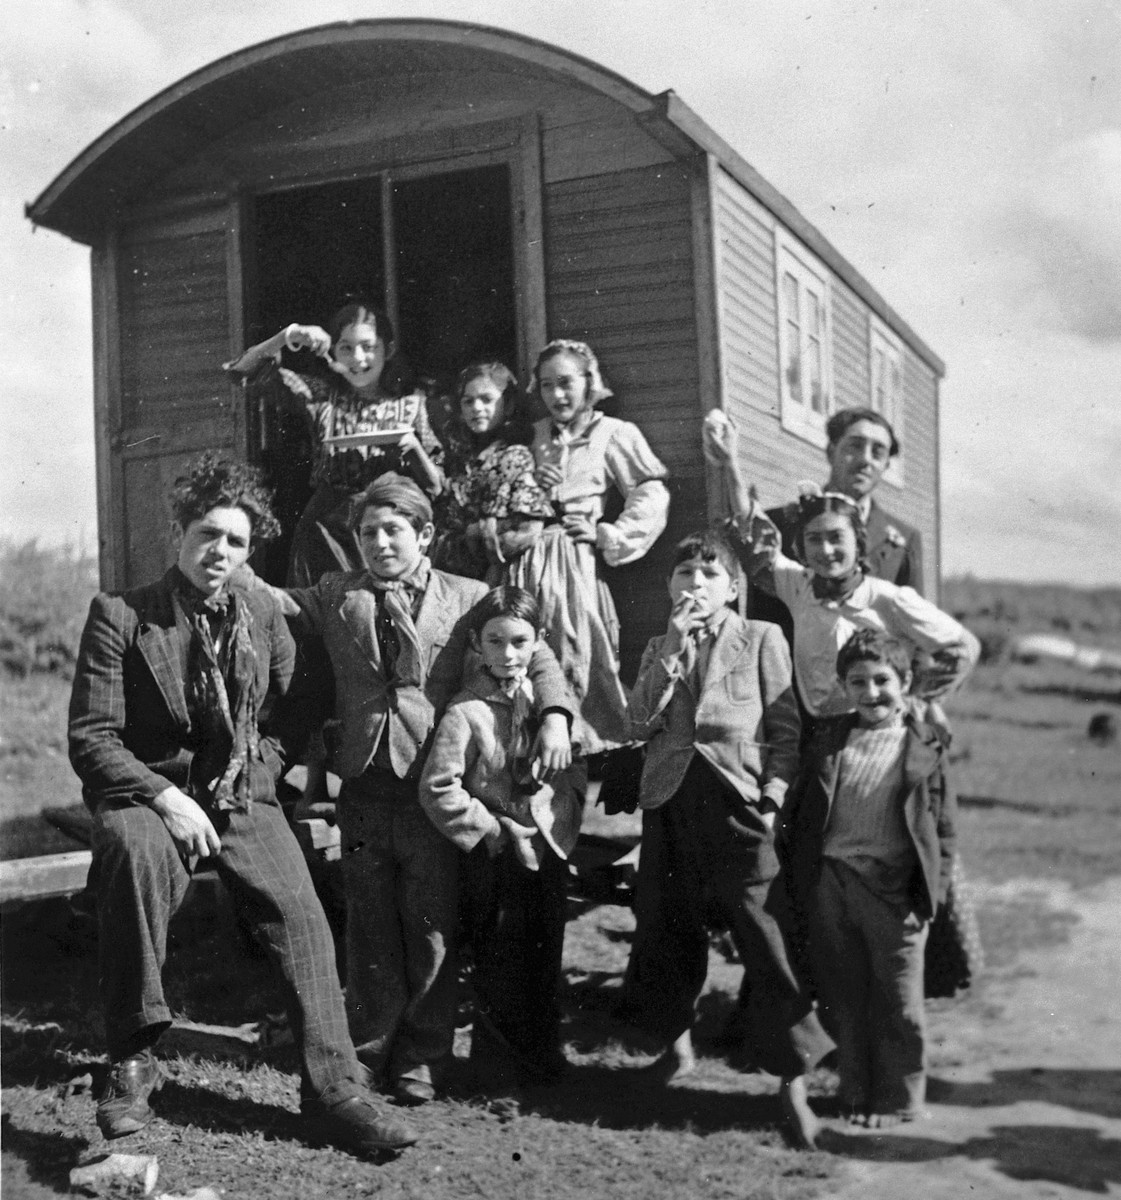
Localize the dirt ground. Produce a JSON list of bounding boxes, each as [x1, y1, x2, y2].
[[819, 875, 1121, 1198]]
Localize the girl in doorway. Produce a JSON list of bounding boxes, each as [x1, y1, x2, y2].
[[516, 339, 670, 755], [225, 301, 443, 587], [433, 361, 554, 582]]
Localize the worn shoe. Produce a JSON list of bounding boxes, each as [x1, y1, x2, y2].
[[304, 1092, 420, 1155], [96, 1049, 162, 1139], [392, 1076, 435, 1106]]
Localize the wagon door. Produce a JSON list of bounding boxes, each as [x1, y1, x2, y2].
[[97, 202, 245, 589]]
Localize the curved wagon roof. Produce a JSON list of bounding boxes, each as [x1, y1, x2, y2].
[[26, 18, 942, 372]]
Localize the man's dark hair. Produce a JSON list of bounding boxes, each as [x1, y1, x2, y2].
[[670, 530, 738, 577], [825, 407, 900, 457], [469, 585, 541, 636], [169, 453, 281, 542], [836, 628, 912, 683]]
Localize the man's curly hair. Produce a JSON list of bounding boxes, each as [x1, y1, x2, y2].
[[168, 453, 281, 542]]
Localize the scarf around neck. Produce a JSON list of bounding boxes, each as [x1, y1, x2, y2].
[[173, 571, 260, 812], [487, 666, 539, 796], [811, 567, 864, 604], [367, 555, 431, 688]]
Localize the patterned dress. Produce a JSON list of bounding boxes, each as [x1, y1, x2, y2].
[[233, 359, 443, 586], [513, 412, 669, 755], [434, 437, 554, 582]]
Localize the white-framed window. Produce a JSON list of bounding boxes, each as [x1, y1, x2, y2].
[[774, 228, 833, 446], [869, 315, 905, 487]]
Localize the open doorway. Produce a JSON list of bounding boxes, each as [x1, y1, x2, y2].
[[392, 164, 517, 401], [248, 162, 518, 581]]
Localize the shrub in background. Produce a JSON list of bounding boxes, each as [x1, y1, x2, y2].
[[0, 540, 99, 678]]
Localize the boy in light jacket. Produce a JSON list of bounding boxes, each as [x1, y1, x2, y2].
[[420, 585, 584, 1087]]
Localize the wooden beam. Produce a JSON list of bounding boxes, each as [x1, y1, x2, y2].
[[0, 851, 92, 907]]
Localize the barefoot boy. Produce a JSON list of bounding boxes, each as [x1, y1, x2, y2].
[[619, 531, 832, 1147], [784, 628, 958, 1127]]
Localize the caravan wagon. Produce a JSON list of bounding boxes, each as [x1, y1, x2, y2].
[[28, 18, 944, 676]]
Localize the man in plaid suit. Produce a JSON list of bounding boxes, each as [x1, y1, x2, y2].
[[68, 455, 418, 1155]]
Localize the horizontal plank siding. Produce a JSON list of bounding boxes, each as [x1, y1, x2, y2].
[[118, 227, 232, 426], [832, 280, 869, 413], [713, 169, 825, 506], [543, 164, 703, 680], [897, 353, 940, 589], [154, 72, 673, 200], [712, 167, 940, 592], [116, 207, 241, 587]]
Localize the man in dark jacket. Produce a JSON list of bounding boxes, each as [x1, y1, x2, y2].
[[68, 455, 418, 1155], [751, 408, 924, 639]]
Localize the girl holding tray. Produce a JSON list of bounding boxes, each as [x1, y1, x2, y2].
[[226, 301, 443, 586]]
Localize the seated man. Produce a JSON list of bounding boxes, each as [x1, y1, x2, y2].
[[68, 454, 417, 1156]]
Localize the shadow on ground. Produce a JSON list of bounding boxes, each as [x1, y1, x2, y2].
[[929, 1068, 1121, 1121], [823, 1121, 1121, 1195], [0, 1115, 90, 1193]]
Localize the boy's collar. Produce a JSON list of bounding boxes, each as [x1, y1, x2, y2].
[[465, 661, 529, 702], [696, 606, 732, 638]]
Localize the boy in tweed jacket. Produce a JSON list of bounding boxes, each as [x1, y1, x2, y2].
[[619, 531, 832, 1148]]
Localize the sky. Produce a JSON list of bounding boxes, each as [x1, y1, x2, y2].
[[2, 0, 1119, 584]]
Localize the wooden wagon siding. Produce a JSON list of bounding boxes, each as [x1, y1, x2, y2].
[[898, 353, 941, 589], [711, 164, 941, 593], [544, 163, 705, 678], [106, 206, 244, 588], [28, 19, 944, 622]]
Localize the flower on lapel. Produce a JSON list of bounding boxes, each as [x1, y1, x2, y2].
[[884, 524, 906, 548]]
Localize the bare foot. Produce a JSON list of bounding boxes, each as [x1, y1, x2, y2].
[[779, 1075, 821, 1149], [645, 1029, 697, 1084]]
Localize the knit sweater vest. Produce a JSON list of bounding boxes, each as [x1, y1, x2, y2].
[[823, 723, 916, 899]]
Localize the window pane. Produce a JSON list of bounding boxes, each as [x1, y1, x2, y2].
[[807, 337, 824, 412], [783, 272, 802, 404], [783, 272, 800, 325], [872, 347, 886, 413], [786, 341, 803, 404]]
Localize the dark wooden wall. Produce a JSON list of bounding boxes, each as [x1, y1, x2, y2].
[[542, 163, 707, 681]]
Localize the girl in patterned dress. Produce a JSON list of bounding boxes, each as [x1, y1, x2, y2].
[[516, 340, 670, 756], [226, 302, 443, 587], [432, 362, 554, 583]]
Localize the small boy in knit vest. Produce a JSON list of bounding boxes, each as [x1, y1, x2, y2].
[[783, 628, 958, 1128]]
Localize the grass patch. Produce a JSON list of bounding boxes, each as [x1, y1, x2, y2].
[[4, 566, 1120, 1196], [2, 892, 841, 1200], [944, 660, 1121, 890], [0, 540, 98, 678]]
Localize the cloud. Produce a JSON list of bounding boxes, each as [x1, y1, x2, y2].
[[998, 131, 1121, 343]]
